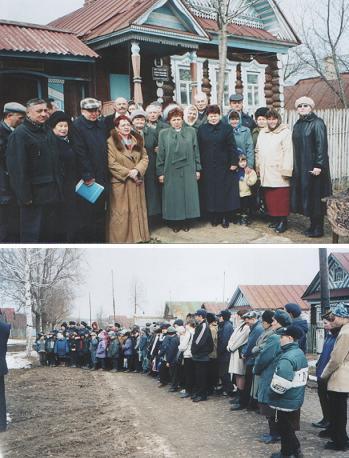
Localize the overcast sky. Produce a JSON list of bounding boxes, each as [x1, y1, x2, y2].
[[71, 246, 348, 321], [1, 0, 306, 30]]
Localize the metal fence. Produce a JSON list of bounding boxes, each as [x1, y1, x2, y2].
[[284, 109, 349, 191]]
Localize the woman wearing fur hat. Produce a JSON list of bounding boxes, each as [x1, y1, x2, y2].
[[291, 97, 332, 237], [255, 109, 293, 234], [48, 111, 78, 242], [107, 115, 150, 243], [157, 107, 201, 232]]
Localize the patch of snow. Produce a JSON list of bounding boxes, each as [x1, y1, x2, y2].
[[309, 375, 317, 382], [8, 339, 26, 346], [6, 413, 11, 424], [6, 351, 37, 369]]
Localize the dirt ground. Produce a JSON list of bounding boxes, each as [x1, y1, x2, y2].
[[2, 362, 349, 458], [149, 214, 349, 244]]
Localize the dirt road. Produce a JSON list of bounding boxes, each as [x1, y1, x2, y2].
[[2, 365, 348, 458]]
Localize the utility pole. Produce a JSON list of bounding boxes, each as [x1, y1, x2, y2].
[[134, 281, 137, 316], [319, 248, 330, 315], [89, 292, 92, 326], [111, 270, 116, 323]]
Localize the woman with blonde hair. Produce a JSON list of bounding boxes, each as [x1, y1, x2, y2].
[[184, 105, 199, 129]]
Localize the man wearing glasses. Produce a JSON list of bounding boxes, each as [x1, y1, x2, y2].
[[71, 98, 109, 242], [291, 96, 332, 238]]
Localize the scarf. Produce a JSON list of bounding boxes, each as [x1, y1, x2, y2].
[[168, 127, 189, 168], [236, 167, 245, 180]]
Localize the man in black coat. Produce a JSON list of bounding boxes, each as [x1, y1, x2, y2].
[[71, 98, 109, 242], [7, 99, 63, 242], [191, 309, 214, 402], [0, 320, 11, 432], [0, 102, 26, 242], [217, 310, 234, 395]]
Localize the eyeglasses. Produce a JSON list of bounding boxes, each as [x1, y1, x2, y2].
[[297, 104, 310, 108]]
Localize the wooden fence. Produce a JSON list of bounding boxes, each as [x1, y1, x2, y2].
[[284, 109, 349, 190]]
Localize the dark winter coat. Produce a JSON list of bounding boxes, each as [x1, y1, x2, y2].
[[54, 338, 69, 357], [123, 337, 134, 357], [316, 329, 339, 379], [7, 118, 63, 206], [164, 335, 180, 366], [0, 121, 15, 204], [0, 321, 10, 376], [70, 115, 109, 189], [217, 320, 234, 361], [253, 333, 282, 404], [45, 338, 55, 353], [107, 339, 120, 358], [142, 126, 161, 217], [268, 342, 308, 412], [291, 112, 332, 217], [54, 136, 79, 240], [198, 121, 240, 213], [241, 321, 264, 366], [157, 126, 201, 220], [191, 320, 214, 362], [292, 317, 309, 353]]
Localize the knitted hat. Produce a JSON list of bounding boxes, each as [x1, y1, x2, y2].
[[285, 303, 302, 318], [331, 302, 349, 318], [206, 312, 216, 324], [261, 310, 274, 324], [174, 319, 184, 327], [295, 96, 315, 109], [276, 325, 304, 340], [217, 310, 231, 321], [195, 308, 207, 318], [274, 310, 292, 327], [255, 107, 269, 119], [130, 109, 147, 121], [242, 311, 258, 319]]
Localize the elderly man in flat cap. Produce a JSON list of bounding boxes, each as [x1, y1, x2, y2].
[[0, 102, 26, 241], [224, 94, 256, 130], [71, 98, 109, 242], [291, 96, 332, 237], [7, 98, 63, 242]]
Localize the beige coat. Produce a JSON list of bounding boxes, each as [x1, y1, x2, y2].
[[255, 124, 293, 188], [321, 322, 349, 392], [209, 322, 218, 359], [239, 169, 258, 197], [227, 322, 250, 375], [107, 130, 150, 243]]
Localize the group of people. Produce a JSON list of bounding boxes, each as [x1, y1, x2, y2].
[[0, 92, 331, 243], [33, 301, 349, 456]]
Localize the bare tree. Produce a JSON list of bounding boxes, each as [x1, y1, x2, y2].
[[42, 282, 75, 331], [188, 0, 260, 108], [129, 277, 147, 316], [295, 0, 349, 107], [0, 248, 84, 356]]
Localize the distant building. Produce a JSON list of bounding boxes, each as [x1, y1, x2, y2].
[[107, 315, 134, 329], [0, 307, 26, 338], [301, 252, 349, 352], [164, 301, 227, 320], [284, 73, 349, 110], [134, 315, 163, 327]]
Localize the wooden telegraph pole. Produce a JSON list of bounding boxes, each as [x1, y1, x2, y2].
[[89, 292, 92, 326], [111, 270, 116, 323], [319, 248, 330, 315]]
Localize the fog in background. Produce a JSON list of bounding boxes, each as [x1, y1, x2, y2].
[[71, 247, 348, 321]]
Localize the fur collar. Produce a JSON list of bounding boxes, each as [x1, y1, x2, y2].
[[110, 128, 144, 152]]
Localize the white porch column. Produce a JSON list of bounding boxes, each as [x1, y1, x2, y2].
[[131, 41, 143, 105], [189, 50, 198, 103]]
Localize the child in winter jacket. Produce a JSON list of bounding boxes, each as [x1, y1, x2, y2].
[[236, 154, 257, 225], [36, 335, 46, 366]]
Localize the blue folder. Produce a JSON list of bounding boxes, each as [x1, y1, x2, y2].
[[75, 179, 104, 204]]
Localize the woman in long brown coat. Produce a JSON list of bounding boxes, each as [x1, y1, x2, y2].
[[107, 115, 150, 243]]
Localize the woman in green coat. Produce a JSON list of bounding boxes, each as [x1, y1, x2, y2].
[[156, 107, 201, 232]]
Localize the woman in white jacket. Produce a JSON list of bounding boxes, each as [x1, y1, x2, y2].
[[178, 319, 196, 398], [227, 310, 250, 406]]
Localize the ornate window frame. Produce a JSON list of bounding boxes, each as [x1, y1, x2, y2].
[[240, 59, 267, 114]]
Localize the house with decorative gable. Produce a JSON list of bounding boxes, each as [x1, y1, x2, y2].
[[49, 0, 300, 114]]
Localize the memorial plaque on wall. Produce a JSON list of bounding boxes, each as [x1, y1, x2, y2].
[[152, 66, 169, 82]]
